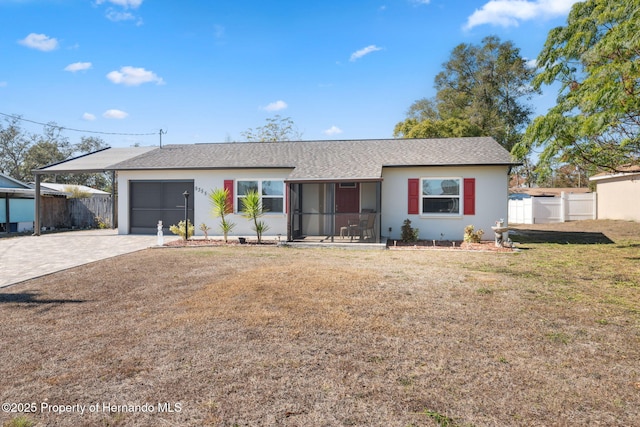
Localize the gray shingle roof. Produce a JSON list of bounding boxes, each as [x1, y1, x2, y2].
[[116, 137, 514, 180], [41, 137, 516, 181]]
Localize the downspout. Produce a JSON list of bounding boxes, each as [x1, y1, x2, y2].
[[34, 174, 41, 236], [286, 183, 292, 242], [375, 181, 382, 243], [328, 183, 335, 243], [110, 170, 116, 230]]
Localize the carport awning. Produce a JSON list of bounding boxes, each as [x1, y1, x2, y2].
[[32, 146, 155, 235], [34, 146, 156, 175]]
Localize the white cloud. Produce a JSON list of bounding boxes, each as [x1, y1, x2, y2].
[[106, 66, 164, 86], [104, 8, 143, 25], [464, 0, 582, 30], [96, 0, 143, 9], [82, 113, 97, 121], [106, 9, 134, 21], [350, 45, 383, 62], [410, 0, 431, 5], [262, 100, 288, 112], [64, 62, 92, 72], [103, 109, 128, 119], [18, 33, 59, 51], [323, 126, 343, 136], [0, 81, 7, 88], [97, 0, 143, 24]]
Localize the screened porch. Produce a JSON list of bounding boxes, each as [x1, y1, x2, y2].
[[287, 181, 381, 243]]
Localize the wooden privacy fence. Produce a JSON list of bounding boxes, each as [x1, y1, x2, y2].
[[41, 195, 113, 230], [509, 192, 597, 224], [69, 195, 113, 228]]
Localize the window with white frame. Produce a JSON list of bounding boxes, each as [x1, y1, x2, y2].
[[421, 178, 461, 215], [236, 180, 284, 213]]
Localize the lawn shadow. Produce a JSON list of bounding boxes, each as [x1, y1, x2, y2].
[[0, 292, 85, 304], [510, 229, 614, 244]]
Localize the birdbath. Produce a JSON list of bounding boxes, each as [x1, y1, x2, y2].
[[491, 221, 509, 247]]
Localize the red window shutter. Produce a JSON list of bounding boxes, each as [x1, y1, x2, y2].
[[463, 178, 475, 215], [408, 178, 419, 214], [223, 179, 234, 214]]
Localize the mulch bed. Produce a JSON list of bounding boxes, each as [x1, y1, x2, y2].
[[164, 238, 278, 247], [387, 239, 514, 252], [165, 238, 514, 251]]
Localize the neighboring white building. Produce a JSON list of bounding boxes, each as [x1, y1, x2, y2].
[[36, 138, 516, 242], [590, 166, 640, 222], [38, 183, 110, 196]]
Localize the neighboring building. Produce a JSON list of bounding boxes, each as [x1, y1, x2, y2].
[[37, 183, 110, 197], [35, 138, 516, 242], [0, 173, 37, 233], [589, 166, 640, 222]]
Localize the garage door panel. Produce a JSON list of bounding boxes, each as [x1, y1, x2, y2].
[[163, 182, 192, 208], [129, 180, 193, 234], [131, 182, 163, 209]]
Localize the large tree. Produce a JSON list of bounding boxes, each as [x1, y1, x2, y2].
[[21, 122, 74, 178], [0, 115, 31, 181], [0, 116, 111, 189], [514, 0, 640, 172], [395, 36, 537, 153], [241, 115, 302, 142]]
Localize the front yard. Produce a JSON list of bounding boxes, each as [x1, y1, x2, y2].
[[1, 220, 639, 426]]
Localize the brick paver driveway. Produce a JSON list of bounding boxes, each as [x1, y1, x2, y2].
[[0, 229, 177, 288]]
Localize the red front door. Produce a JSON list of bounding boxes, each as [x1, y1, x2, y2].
[[335, 183, 359, 234]]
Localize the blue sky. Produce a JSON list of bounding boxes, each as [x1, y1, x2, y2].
[[0, 0, 582, 148]]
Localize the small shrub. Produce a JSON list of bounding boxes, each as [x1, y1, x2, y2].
[[463, 224, 484, 243], [95, 215, 110, 229], [64, 186, 92, 199], [400, 219, 419, 243], [199, 223, 211, 239], [169, 220, 195, 240]]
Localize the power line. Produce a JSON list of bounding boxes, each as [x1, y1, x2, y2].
[[0, 111, 157, 136]]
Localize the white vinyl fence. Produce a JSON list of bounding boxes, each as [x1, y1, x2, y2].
[[509, 192, 597, 224]]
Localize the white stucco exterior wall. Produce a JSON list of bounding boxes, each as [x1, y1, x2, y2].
[[380, 166, 509, 241], [117, 169, 291, 236], [118, 165, 510, 240]]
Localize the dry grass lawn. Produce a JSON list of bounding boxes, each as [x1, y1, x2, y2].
[[1, 220, 639, 426]]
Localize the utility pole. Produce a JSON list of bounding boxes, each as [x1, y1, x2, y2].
[[159, 129, 167, 148]]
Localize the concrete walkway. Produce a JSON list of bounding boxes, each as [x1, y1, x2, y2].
[[0, 229, 178, 288]]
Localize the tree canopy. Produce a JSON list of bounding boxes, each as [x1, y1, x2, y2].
[[394, 36, 537, 153], [514, 0, 640, 172], [0, 115, 110, 188], [241, 115, 302, 142]]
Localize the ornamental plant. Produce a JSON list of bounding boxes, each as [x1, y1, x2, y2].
[[463, 224, 484, 243], [209, 187, 236, 242], [240, 189, 270, 244], [199, 223, 211, 240], [169, 220, 194, 241], [401, 218, 419, 243]]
